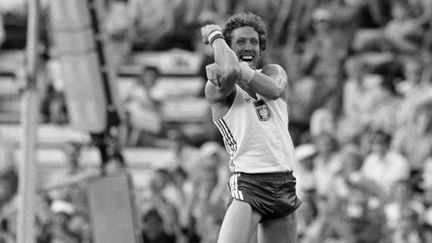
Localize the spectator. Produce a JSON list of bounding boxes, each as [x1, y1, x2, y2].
[[124, 65, 164, 146], [293, 144, 317, 197], [48, 200, 81, 243], [361, 129, 410, 196], [396, 58, 432, 127], [140, 207, 176, 243], [129, 0, 175, 50], [390, 208, 431, 243], [309, 91, 343, 138], [397, 57, 429, 98], [39, 82, 68, 124], [345, 187, 386, 243], [341, 59, 399, 139], [142, 169, 180, 240], [312, 131, 341, 196], [301, 6, 351, 102], [384, 0, 425, 54], [183, 142, 228, 242], [384, 180, 425, 232], [301, 192, 354, 243], [105, 0, 135, 69], [393, 99, 432, 169]]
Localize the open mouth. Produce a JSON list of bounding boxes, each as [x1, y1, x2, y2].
[[240, 55, 254, 64]]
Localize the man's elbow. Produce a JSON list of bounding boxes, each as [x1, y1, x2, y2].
[[267, 92, 282, 100], [268, 86, 286, 100], [225, 66, 241, 82]]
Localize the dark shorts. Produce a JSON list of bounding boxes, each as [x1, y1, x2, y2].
[[228, 171, 302, 222]]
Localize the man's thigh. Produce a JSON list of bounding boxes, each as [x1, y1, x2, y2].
[[258, 211, 298, 243], [217, 199, 262, 243]]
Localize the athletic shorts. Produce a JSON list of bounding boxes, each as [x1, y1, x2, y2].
[[228, 171, 302, 221]]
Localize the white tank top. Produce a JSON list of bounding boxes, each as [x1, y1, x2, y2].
[[214, 86, 296, 173]]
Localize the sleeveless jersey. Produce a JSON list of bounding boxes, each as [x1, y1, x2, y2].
[[214, 85, 296, 173]]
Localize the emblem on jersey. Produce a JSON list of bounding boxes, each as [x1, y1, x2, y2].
[[254, 99, 271, 121]]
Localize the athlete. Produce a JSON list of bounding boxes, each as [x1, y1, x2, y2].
[[201, 12, 301, 243]]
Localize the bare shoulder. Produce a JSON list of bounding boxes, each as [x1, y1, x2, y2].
[[261, 64, 287, 80]]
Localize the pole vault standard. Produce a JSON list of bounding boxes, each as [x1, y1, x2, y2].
[[17, 0, 40, 242]]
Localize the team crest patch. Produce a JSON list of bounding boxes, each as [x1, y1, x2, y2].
[[254, 99, 271, 121]]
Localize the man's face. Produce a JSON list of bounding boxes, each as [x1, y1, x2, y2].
[[230, 26, 261, 69]]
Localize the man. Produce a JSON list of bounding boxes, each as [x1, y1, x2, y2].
[[201, 12, 301, 243]]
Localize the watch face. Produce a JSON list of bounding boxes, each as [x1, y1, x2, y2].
[[254, 99, 270, 121]]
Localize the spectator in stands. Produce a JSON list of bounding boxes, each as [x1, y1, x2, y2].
[[48, 200, 81, 243], [67, 212, 92, 243], [384, 0, 425, 54], [390, 207, 432, 243], [345, 186, 386, 243], [300, 191, 354, 243], [397, 57, 429, 98], [301, 6, 351, 103], [140, 207, 176, 243], [143, 169, 180, 240], [124, 65, 164, 146], [294, 144, 317, 197], [330, 146, 369, 199], [341, 58, 398, 139], [182, 142, 228, 243], [393, 99, 432, 169], [296, 189, 318, 241], [131, 0, 198, 51], [39, 82, 68, 124], [312, 131, 341, 196], [63, 142, 82, 175], [361, 129, 410, 197], [309, 91, 343, 138], [384, 179, 425, 232], [396, 57, 432, 127], [105, 0, 135, 69]]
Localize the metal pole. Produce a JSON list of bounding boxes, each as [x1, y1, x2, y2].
[[17, 0, 40, 242]]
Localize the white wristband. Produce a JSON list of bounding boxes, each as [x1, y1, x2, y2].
[[207, 30, 223, 45]]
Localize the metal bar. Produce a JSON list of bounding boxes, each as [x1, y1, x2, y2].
[[17, 0, 40, 242]]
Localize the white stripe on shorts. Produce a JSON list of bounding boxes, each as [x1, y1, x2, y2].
[[230, 174, 244, 200]]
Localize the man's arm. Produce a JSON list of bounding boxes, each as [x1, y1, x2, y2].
[[201, 25, 240, 103], [239, 63, 288, 101]]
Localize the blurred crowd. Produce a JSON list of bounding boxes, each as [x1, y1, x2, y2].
[[1, 0, 432, 242]]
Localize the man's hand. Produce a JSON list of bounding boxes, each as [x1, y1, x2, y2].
[[238, 62, 255, 84], [201, 24, 223, 44], [206, 63, 222, 87]]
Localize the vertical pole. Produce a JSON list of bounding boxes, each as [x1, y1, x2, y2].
[[17, 0, 40, 242]]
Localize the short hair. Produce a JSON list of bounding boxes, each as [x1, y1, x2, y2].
[[370, 129, 392, 145], [223, 12, 267, 51], [144, 65, 159, 75]]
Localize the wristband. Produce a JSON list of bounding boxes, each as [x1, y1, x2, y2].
[[208, 30, 224, 46]]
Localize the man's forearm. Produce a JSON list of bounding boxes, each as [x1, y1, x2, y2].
[[246, 72, 286, 100], [211, 39, 240, 85], [239, 63, 287, 100]]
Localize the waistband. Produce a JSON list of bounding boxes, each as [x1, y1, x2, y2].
[[233, 170, 294, 180]]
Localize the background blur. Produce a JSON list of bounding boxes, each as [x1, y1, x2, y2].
[[1, 0, 432, 242]]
